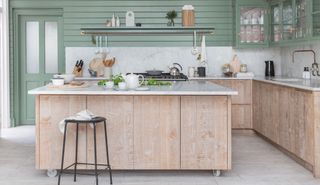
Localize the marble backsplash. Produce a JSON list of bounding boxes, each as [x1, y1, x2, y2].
[[280, 43, 320, 79], [66, 47, 282, 77]]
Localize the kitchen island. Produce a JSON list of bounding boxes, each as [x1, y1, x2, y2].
[[28, 81, 237, 176]]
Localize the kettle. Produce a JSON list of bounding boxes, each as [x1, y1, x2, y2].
[[265, 61, 275, 77], [169, 63, 183, 76], [123, 73, 145, 89]]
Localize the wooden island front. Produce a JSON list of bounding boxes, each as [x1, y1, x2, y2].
[[30, 81, 237, 175]]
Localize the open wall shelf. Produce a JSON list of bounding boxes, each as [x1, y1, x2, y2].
[[80, 27, 215, 36]]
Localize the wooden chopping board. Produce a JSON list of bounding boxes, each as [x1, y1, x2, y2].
[[230, 55, 241, 73], [47, 82, 89, 89]]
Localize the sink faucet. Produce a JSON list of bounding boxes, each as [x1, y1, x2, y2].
[[292, 49, 319, 76]]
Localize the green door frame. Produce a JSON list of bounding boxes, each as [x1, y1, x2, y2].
[[11, 9, 64, 126]]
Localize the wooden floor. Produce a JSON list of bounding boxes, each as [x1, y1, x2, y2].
[[0, 126, 320, 185]]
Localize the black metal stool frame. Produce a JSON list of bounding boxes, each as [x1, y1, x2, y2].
[[57, 117, 112, 185]]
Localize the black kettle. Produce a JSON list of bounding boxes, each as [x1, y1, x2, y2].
[[265, 61, 275, 77]]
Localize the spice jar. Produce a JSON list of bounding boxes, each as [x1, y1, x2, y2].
[[240, 64, 248, 73]]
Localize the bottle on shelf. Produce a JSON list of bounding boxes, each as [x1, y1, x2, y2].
[[302, 67, 311, 79]]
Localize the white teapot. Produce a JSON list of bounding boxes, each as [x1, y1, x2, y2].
[[123, 73, 145, 89]]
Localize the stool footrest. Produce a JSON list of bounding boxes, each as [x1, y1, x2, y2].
[[60, 170, 105, 177], [62, 162, 111, 171]]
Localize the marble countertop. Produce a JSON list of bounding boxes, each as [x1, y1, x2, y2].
[[253, 76, 320, 91], [76, 75, 254, 81], [28, 81, 238, 96], [189, 76, 253, 80]]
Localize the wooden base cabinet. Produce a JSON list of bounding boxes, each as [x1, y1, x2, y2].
[[87, 96, 134, 169], [181, 96, 231, 170], [210, 80, 252, 129], [36, 96, 87, 169], [133, 96, 180, 169], [253, 81, 320, 177], [36, 95, 232, 171]]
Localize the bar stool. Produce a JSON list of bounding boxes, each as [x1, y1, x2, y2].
[[57, 117, 112, 185]]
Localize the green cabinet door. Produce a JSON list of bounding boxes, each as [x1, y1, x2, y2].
[[235, 0, 269, 48], [312, 0, 320, 38], [14, 15, 64, 125]]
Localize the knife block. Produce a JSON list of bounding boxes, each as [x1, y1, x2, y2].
[[72, 66, 83, 77]]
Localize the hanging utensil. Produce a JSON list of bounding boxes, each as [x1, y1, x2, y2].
[[191, 31, 199, 55]]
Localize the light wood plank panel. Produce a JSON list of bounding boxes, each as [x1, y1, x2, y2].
[[210, 80, 252, 104], [86, 96, 134, 169], [133, 96, 180, 169], [252, 81, 262, 133], [181, 96, 230, 170], [38, 95, 86, 169], [210, 79, 252, 129], [210, 80, 233, 90], [231, 80, 252, 104], [253, 81, 316, 174], [35, 96, 40, 169], [313, 92, 320, 178], [292, 90, 314, 164], [278, 86, 291, 151], [231, 105, 251, 129]]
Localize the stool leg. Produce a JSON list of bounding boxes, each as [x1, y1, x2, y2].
[[103, 121, 113, 185], [93, 123, 99, 185], [74, 123, 79, 182], [58, 122, 68, 185]]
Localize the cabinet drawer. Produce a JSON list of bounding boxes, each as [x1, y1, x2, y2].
[[232, 105, 252, 129], [210, 80, 252, 104]]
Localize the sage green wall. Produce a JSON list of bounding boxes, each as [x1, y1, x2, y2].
[[10, 0, 234, 47]]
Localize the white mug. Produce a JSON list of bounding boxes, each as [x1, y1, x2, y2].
[[118, 82, 127, 90]]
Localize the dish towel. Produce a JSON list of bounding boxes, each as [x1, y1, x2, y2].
[[59, 110, 97, 133], [235, 72, 255, 78]]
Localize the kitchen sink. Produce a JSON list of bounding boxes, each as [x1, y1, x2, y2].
[[271, 78, 302, 82]]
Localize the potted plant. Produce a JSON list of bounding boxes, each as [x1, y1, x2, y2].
[[166, 10, 177, 26]]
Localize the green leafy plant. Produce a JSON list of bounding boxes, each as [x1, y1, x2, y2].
[[166, 10, 178, 26], [111, 74, 124, 85], [145, 79, 172, 86]]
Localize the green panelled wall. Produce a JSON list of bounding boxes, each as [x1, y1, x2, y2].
[[10, 0, 235, 47]]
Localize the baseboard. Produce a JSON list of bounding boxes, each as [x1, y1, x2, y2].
[[254, 131, 313, 172]]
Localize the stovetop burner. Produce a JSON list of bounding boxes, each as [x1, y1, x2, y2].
[[128, 73, 188, 81]]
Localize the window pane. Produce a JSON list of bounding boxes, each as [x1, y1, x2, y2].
[[26, 21, 39, 74], [45, 21, 58, 74]]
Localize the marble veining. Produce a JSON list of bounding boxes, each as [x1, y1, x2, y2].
[[28, 81, 238, 95], [65, 47, 282, 77], [280, 43, 320, 79], [254, 76, 320, 91]]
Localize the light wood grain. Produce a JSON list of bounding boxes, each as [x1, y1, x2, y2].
[[232, 105, 252, 129], [252, 81, 262, 133], [210, 80, 252, 129], [133, 96, 180, 169], [313, 92, 320, 177], [181, 96, 230, 170], [86, 96, 134, 169], [38, 95, 86, 169], [36, 95, 232, 171], [35, 96, 40, 169], [253, 81, 315, 175]]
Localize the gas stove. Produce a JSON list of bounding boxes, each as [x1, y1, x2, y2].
[[129, 73, 188, 81]]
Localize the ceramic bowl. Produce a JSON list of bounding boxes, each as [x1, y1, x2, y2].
[[51, 78, 65, 86], [57, 74, 75, 83]]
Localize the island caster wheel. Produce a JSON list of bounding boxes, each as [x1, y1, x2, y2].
[[47, 169, 58, 177], [213, 170, 221, 177]]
